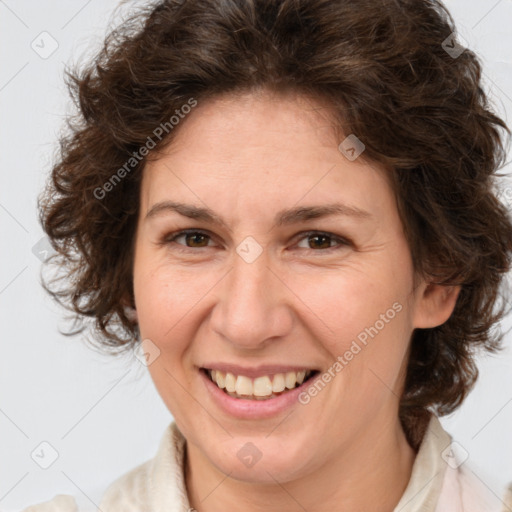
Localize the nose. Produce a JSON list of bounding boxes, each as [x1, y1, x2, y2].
[[209, 246, 294, 350]]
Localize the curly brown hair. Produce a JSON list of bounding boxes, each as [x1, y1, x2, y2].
[[39, 0, 512, 440]]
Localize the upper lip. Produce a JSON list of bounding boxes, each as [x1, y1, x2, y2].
[[200, 364, 319, 378]]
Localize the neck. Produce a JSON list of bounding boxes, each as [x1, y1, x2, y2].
[[184, 413, 417, 512]]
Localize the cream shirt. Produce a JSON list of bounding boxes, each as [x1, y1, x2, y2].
[[22, 414, 512, 512]]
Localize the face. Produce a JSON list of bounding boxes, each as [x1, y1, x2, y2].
[[132, 89, 428, 483]]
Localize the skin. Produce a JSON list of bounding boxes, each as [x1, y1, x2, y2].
[[131, 88, 460, 512]]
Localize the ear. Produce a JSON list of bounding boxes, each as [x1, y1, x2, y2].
[[412, 280, 461, 329]]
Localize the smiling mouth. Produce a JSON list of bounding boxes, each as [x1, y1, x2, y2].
[[202, 368, 319, 400]]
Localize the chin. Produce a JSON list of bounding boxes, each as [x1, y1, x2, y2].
[[203, 435, 314, 484]]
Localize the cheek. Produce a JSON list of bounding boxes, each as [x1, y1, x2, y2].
[[300, 267, 409, 350], [134, 258, 203, 340], [299, 258, 414, 401], [133, 264, 203, 415]]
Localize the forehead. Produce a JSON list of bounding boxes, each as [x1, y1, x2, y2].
[[169, 89, 342, 155], [140, 90, 396, 224]]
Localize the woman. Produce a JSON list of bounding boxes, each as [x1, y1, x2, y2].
[[24, 0, 512, 510]]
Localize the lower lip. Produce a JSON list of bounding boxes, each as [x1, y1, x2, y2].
[[200, 369, 318, 420]]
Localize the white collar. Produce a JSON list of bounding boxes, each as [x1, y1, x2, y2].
[[98, 415, 509, 512]]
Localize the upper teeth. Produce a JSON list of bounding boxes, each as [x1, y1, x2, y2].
[[209, 370, 312, 397]]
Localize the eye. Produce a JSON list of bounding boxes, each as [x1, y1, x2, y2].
[[160, 229, 350, 253], [163, 229, 214, 249], [294, 231, 350, 252]]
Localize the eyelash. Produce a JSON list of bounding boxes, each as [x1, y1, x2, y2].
[[161, 229, 351, 254]]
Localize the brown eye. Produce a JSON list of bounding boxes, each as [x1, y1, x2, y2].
[[295, 231, 350, 252], [307, 234, 333, 249], [164, 230, 213, 249], [182, 232, 210, 247]]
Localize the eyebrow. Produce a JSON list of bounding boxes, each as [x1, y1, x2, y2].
[[145, 200, 372, 228]]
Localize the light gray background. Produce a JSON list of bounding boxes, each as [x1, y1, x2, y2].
[[1, 1, 511, 510]]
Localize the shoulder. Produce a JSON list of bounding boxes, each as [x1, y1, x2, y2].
[[19, 494, 78, 512], [20, 457, 156, 512], [21, 422, 184, 512], [19, 459, 154, 512], [99, 422, 189, 510], [436, 456, 512, 512], [458, 466, 512, 512], [98, 458, 153, 510], [410, 414, 511, 512], [99, 422, 187, 510], [503, 482, 512, 511]]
